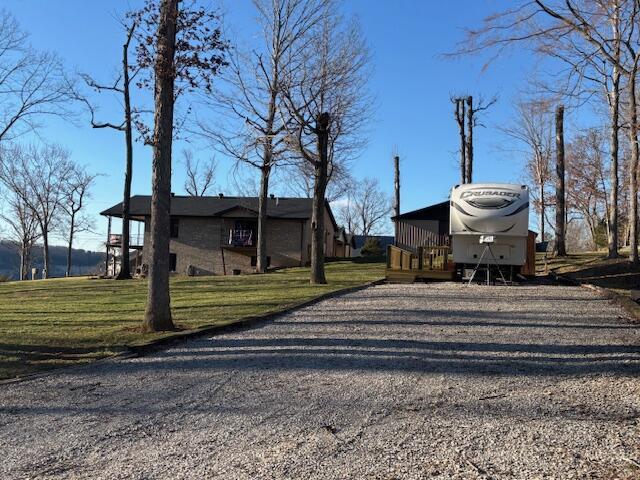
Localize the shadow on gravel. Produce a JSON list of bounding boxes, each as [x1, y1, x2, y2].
[[275, 308, 633, 329], [119, 336, 640, 377]]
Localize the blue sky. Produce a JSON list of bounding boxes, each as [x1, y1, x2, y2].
[[4, 0, 545, 250]]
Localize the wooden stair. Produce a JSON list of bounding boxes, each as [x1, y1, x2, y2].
[[385, 268, 455, 283], [385, 244, 455, 283]]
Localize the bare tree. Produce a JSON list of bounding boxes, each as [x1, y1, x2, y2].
[[0, 191, 40, 280], [566, 128, 610, 248], [76, 17, 139, 279], [201, 0, 327, 273], [182, 149, 216, 196], [452, 96, 466, 183], [555, 104, 567, 255], [282, 8, 370, 284], [0, 143, 72, 278], [501, 98, 554, 241], [137, 0, 228, 332], [466, 95, 497, 182], [284, 158, 354, 202], [0, 10, 71, 143], [337, 198, 356, 234], [619, 3, 640, 264], [337, 177, 392, 236], [61, 165, 96, 277], [143, 0, 179, 332], [466, 96, 474, 183], [451, 94, 496, 184], [533, 0, 640, 261]]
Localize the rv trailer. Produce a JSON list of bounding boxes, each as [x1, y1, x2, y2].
[[449, 183, 529, 277]]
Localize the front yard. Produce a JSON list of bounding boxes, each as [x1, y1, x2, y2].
[[0, 261, 384, 380], [537, 250, 640, 295]]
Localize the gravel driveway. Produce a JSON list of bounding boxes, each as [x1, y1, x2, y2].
[[1, 282, 640, 479]]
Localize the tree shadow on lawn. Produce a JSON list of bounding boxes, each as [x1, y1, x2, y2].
[[0, 343, 115, 379], [561, 260, 640, 290]]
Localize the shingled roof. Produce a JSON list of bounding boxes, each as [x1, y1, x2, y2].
[[391, 200, 450, 221], [100, 195, 337, 227]]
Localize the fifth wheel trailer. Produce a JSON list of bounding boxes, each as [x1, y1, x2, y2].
[[449, 183, 529, 276]]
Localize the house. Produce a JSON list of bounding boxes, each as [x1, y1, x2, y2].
[[100, 194, 342, 276], [333, 228, 356, 257]]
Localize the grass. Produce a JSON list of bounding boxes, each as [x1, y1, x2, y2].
[[0, 261, 384, 380], [536, 250, 640, 295]]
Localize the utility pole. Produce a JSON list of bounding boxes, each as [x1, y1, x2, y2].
[[394, 154, 400, 243]]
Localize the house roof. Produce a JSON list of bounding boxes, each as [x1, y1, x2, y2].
[[392, 200, 450, 222], [101, 195, 338, 228], [334, 228, 356, 247]]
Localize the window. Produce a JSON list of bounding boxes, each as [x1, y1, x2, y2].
[[250, 256, 271, 267], [170, 218, 179, 238], [169, 253, 177, 272]]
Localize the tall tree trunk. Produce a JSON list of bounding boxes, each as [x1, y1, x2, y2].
[[20, 242, 28, 281], [256, 64, 279, 274], [629, 63, 639, 265], [66, 214, 75, 277], [256, 162, 270, 273], [42, 228, 50, 279], [554, 104, 567, 256], [310, 112, 329, 285], [117, 31, 134, 280], [539, 184, 545, 242], [608, 68, 621, 258], [465, 95, 473, 183], [144, 0, 178, 332]]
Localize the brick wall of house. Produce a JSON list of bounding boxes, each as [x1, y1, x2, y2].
[[140, 204, 337, 276], [266, 218, 306, 268], [324, 210, 336, 257], [143, 217, 225, 275]]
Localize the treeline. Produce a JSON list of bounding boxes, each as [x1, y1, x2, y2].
[[0, 241, 103, 279]]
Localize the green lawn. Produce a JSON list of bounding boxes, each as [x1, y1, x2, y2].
[[536, 251, 606, 276], [537, 250, 640, 295], [0, 261, 384, 380]]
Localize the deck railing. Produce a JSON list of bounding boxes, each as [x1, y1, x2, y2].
[[395, 222, 450, 253], [387, 244, 450, 271], [227, 229, 254, 247], [108, 233, 144, 248]]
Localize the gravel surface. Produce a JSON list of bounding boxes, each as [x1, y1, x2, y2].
[[1, 282, 640, 479]]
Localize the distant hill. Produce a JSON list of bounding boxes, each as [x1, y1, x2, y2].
[[0, 241, 105, 279]]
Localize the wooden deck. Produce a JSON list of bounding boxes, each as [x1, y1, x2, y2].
[[385, 245, 455, 283]]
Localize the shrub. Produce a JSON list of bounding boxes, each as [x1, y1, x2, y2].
[[360, 237, 383, 256]]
